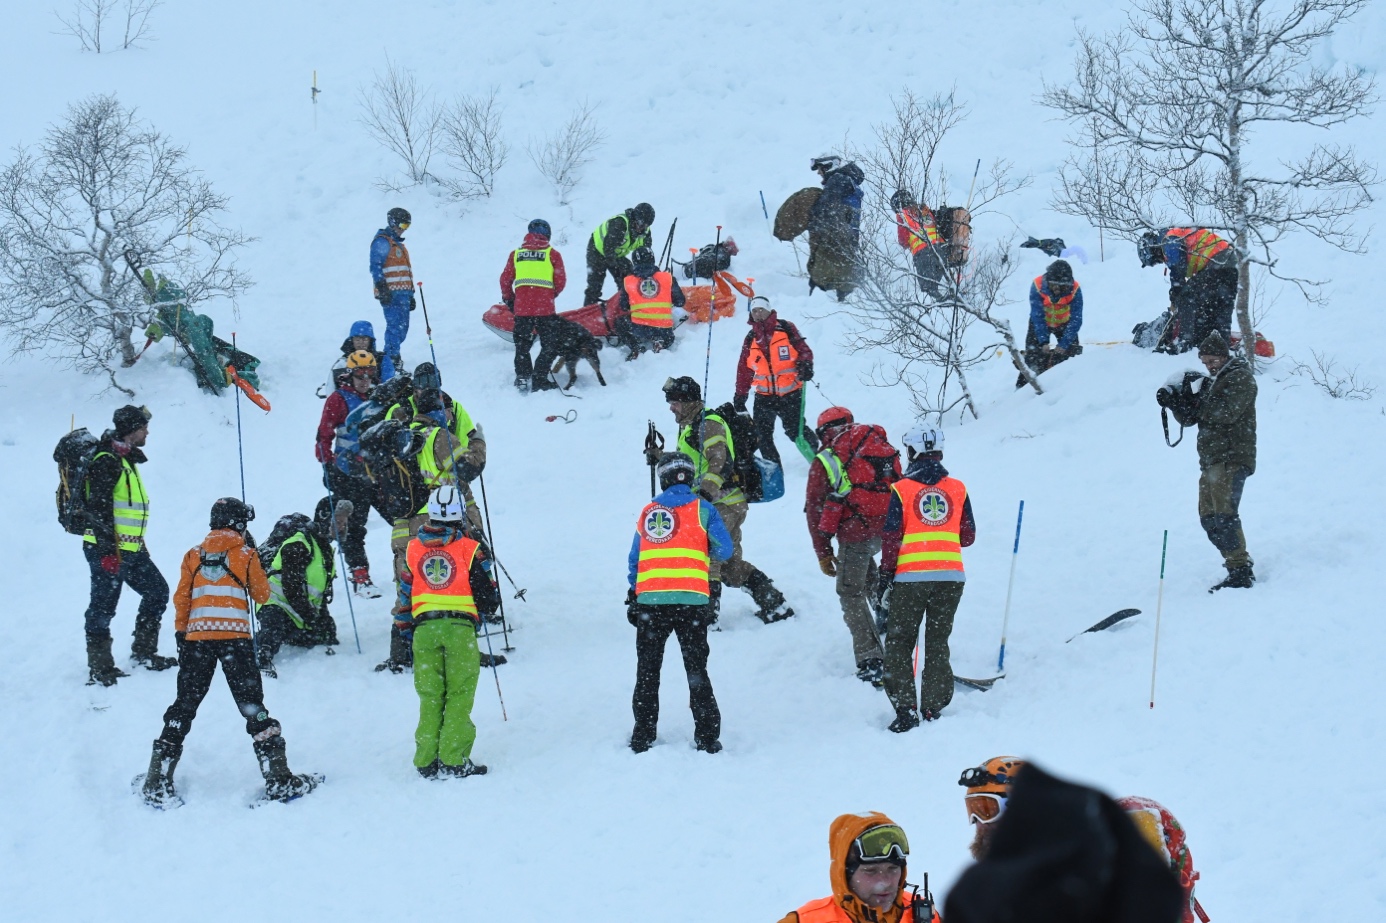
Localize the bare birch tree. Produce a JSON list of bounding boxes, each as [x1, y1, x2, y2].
[[57, 0, 161, 52], [1043, 0, 1376, 368], [358, 59, 440, 187], [528, 101, 605, 206], [437, 87, 508, 199], [0, 95, 251, 394]]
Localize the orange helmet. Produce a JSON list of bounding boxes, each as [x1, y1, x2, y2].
[[346, 349, 378, 370], [959, 756, 1027, 795]]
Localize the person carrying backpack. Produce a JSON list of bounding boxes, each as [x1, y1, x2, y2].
[[78, 405, 176, 686], [806, 407, 901, 687], [315, 349, 382, 595], [255, 498, 348, 677], [662, 376, 793, 624], [385, 362, 486, 487], [138, 498, 321, 807], [733, 295, 818, 465], [1117, 796, 1211, 923], [807, 154, 865, 301], [892, 189, 951, 300]]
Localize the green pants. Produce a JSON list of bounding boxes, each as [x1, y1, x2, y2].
[[882, 580, 964, 716], [1198, 462, 1252, 569], [411, 619, 480, 768]]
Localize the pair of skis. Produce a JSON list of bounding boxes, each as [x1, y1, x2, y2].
[[951, 607, 1143, 692]]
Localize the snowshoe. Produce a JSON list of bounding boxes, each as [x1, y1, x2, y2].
[[513, 376, 530, 394], [86, 635, 129, 686], [132, 772, 184, 809], [1210, 565, 1255, 593], [374, 657, 409, 674], [888, 709, 921, 733], [259, 773, 323, 804], [88, 664, 129, 687], [437, 759, 487, 779], [132, 652, 178, 672], [856, 658, 886, 688]]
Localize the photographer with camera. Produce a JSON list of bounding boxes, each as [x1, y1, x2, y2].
[[1155, 331, 1257, 592]]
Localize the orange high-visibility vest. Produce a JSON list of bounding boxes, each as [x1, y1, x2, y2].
[[746, 328, 801, 396], [185, 548, 253, 640], [795, 890, 936, 923], [899, 206, 944, 253], [1165, 228, 1229, 276], [635, 498, 711, 598], [377, 232, 414, 291], [406, 534, 480, 622], [625, 272, 675, 328], [891, 477, 967, 577], [1033, 275, 1080, 328]]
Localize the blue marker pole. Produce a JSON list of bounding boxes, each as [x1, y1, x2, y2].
[[997, 500, 1025, 672]]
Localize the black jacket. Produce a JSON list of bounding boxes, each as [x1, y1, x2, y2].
[[276, 527, 335, 621]]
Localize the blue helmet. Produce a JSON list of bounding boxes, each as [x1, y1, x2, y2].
[[528, 218, 551, 238], [350, 320, 375, 340]]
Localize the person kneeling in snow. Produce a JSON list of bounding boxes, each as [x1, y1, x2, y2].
[[1017, 259, 1083, 388], [255, 497, 348, 677], [396, 486, 501, 779]]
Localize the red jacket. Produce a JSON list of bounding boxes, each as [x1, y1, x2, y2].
[[499, 232, 567, 317], [734, 313, 814, 400], [316, 390, 351, 463], [805, 424, 901, 558]]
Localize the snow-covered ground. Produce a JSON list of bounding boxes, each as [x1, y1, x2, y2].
[[2, 2, 1384, 919]]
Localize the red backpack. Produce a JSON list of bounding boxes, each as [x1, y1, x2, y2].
[[817, 423, 900, 531]]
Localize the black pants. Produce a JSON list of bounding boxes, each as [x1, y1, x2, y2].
[[256, 603, 339, 662], [912, 246, 952, 300], [325, 466, 375, 571], [752, 390, 817, 465], [583, 241, 629, 306], [1018, 323, 1082, 386], [159, 638, 278, 746], [632, 605, 720, 746], [82, 545, 169, 650], [513, 314, 563, 385], [1173, 265, 1237, 351]]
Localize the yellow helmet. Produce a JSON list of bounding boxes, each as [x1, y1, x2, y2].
[[346, 349, 378, 370]]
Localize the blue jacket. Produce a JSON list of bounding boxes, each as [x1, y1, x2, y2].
[[369, 228, 403, 285], [1029, 279, 1083, 349], [627, 483, 733, 605]]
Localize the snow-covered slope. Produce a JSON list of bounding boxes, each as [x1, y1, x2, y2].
[[2, 2, 1384, 920]]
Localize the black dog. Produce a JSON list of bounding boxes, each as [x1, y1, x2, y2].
[[547, 316, 607, 388]]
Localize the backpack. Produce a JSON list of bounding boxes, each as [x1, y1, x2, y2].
[[680, 238, 738, 279], [54, 428, 101, 535], [932, 205, 972, 265], [705, 402, 777, 503], [258, 513, 314, 574], [819, 424, 899, 528], [334, 399, 392, 476]]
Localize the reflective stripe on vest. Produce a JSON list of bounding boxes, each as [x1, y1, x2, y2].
[[512, 247, 555, 289], [746, 328, 801, 395], [592, 215, 647, 258], [625, 272, 675, 328], [267, 531, 331, 624], [815, 449, 853, 499], [796, 890, 921, 923], [378, 233, 414, 291], [677, 413, 743, 505], [635, 498, 710, 597], [1165, 228, 1229, 276], [899, 206, 943, 253], [891, 476, 967, 576], [407, 535, 480, 621], [1034, 275, 1079, 328], [83, 453, 149, 551], [185, 548, 252, 638], [417, 426, 468, 488]]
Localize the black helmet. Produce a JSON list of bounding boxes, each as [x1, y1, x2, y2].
[[662, 375, 701, 403], [632, 246, 656, 269], [630, 202, 655, 228], [210, 497, 255, 532], [1044, 259, 1074, 289], [657, 452, 697, 490], [890, 189, 915, 211], [412, 362, 442, 391], [1137, 230, 1164, 268], [387, 207, 412, 229]]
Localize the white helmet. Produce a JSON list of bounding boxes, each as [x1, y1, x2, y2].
[[427, 485, 466, 522], [811, 153, 843, 172], [902, 426, 944, 455]]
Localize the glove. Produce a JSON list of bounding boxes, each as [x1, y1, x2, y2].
[[408, 293, 417, 312], [374, 280, 391, 306], [100, 554, 120, 575], [503, 298, 515, 310], [798, 360, 814, 382], [877, 573, 894, 610], [175, 631, 186, 654], [625, 588, 640, 627], [818, 555, 837, 577], [733, 395, 748, 414]]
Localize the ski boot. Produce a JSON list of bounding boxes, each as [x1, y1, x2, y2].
[[131, 617, 178, 671], [139, 739, 184, 809], [856, 658, 886, 688], [417, 759, 441, 780], [374, 625, 413, 673], [350, 566, 382, 599], [86, 634, 129, 687], [438, 759, 487, 779], [888, 708, 921, 733], [254, 737, 322, 803], [1210, 565, 1255, 592], [745, 569, 794, 624], [630, 728, 656, 754]]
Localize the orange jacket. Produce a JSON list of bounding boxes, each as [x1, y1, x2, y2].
[[776, 812, 937, 923], [173, 529, 271, 641]]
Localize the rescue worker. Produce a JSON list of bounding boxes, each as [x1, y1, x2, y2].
[[339, 319, 392, 380], [662, 376, 793, 624], [878, 426, 974, 731], [500, 218, 567, 393], [316, 349, 381, 594], [386, 362, 486, 487], [255, 497, 348, 677], [395, 485, 502, 779], [1018, 259, 1083, 387], [369, 207, 416, 371], [616, 246, 684, 358], [626, 453, 733, 753], [892, 189, 950, 299], [1138, 226, 1237, 353], [584, 202, 655, 306], [733, 295, 818, 465], [1193, 330, 1257, 591], [775, 812, 940, 923], [806, 154, 865, 301], [959, 756, 1027, 860], [81, 404, 175, 686], [139, 498, 320, 807], [806, 407, 901, 686]]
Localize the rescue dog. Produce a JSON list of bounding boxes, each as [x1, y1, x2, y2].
[[547, 315, 607, 388]]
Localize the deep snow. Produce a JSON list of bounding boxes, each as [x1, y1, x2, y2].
[[2, 1, 1385, 920]]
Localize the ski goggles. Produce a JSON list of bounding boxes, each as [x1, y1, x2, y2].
[[852, 824, 910, 864], [965, 793, 1006, 825], [396, 221, 411, 231], [414, 369, 442, 391]]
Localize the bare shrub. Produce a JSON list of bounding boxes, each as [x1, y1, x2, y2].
[[528, 102, 605, 206], [437, 88, 508, 200], [358, 59, 440, 187], [57, 0, 161, 52]]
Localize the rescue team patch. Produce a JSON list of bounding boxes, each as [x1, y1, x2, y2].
[[420, 549, 456, 588], [915, 488, 951, 525], [638, 277, 660, 298], [642, 506, 677, 543], [777, 345, 791, 360]]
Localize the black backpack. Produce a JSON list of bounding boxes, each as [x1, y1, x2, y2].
[[258, 513, 314, 573], [706, 403, 764, 502], [54, 428, 101, 535], [680, 242, 735, 280]]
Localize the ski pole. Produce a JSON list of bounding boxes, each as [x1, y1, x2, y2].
[[997, 499, 1025, 672], [658, 218, 678, 271], [230, 332, 259, 654], [1149, 530, 1168, 709], [478, 471, 513, 653], [321, 465, 363, 654], [699, 226, 722, 446], [759, 190, 773, 240]]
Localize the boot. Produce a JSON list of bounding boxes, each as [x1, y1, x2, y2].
[[744, 569, 794, 624], [417, 759, 441, 780], [888, 708, 921, 733], [256, 646, 278, 679], [531, 376, 559, 392], [437, 758, 487, 778], [374, 625, 413, 673], [86, 634, 129, 686], [709, 581, 722, 623], [513, 376, 530, 394], [140, 739, 183, 808], [131, 617, 177, 671], [630, 728, 656, 753], [695, 737, 723, 754], [1210, 564, 1255, 592], [350, 566, 382, 599], [254, 737, 323, 802], [856, 658, 886, 688]]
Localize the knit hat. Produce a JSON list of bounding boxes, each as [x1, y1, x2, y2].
[[1044, 260, 1074, 287], [1197, 330, 1230, 358], [112, 405, 151, 439], [662, 375, 701, 403]]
